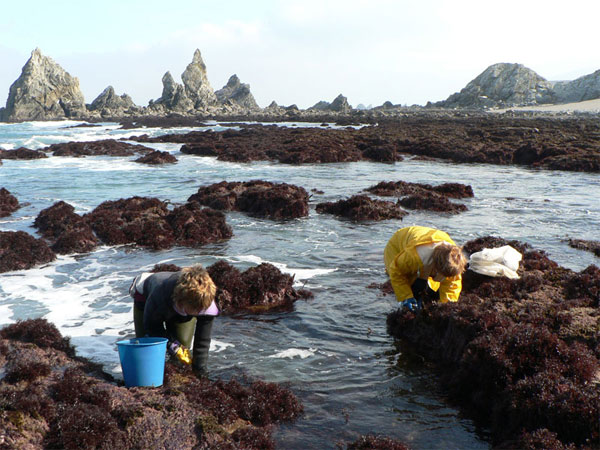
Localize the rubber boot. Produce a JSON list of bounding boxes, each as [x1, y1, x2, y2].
[[133, 304, 146, 337], [169, 317, 197, 349], [192, 316, 214, 378]]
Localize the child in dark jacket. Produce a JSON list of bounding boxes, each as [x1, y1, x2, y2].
[[130, 265, 218, 378]]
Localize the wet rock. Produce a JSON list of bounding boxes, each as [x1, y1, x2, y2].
[[385, 236, 600, 448], [0, 187, 20, 217], [366, 180, 472, 214], [34, 201, 98, 254], [0, 230, 56, 273], [367, 180, 474, 199], [347, 434, 409, 450], [0, 147, 47, 159], [134, 150, 178, 164], [316, 194, 407, 221], [0, 318, 303, 449], [84, 196, 232, 249], [207, 260, 313, 313], [189, 180, 309, 220], [568, 238, 600, 257], [398, 192, 468, 214], [44, 139, 154, 157]]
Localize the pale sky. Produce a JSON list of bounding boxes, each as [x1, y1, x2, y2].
[[1, 0, 598, 109]]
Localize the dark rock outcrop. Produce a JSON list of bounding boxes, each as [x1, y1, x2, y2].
[[207, 261, 313, 313], [2, 48, 87, 122], [188, 180, 309, 220], [84, 196, 232, 249], [33, 201, 98, 254], [0, 230, 56, 273], [366, 180, 473, 213], [89, 86, 138, 117], [43, 139, 154, 157], [386, 236, 600, 448], [315, 194, 407, 221], [434, 63, 555, 108], [0, 188, 20, 217], [0, 147, 47, 159], [347, 435, 409, 450], [134, 150, 177, 165], [0, 318, 303, 449], [568, 238, 600, 257], [215, 74, 259, 110]]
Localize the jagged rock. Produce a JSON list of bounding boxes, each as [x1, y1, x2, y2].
[[152, 72, 194, 113], [310, 94, 352, 113], [89, 86, 138, 116], [315, 194, 407, 221], [0, 318, 303, 449], [2, 48, 87, 121], [553, 69, 600, 103], [207, 261, 312, 313], [44, 139, 154, 157], [215, 74, 259, 110], [33, 201, 98, 254], [435, 63, 555, 108], [181, 49, 217, 109], [0, 147, 47, 159], [134, 150, 177, 165], [188, 180, 309, 219], [0, 188, 20, 217], [0, 230, 56, 273]]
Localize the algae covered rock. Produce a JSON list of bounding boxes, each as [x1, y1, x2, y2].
[[0, 187, 20, 217], [385, 236, 600, 449], [189, 180, 309, 220], [316, 194, 407, 221], [0, 230, 56, 273], [0, 318, 303, 449]]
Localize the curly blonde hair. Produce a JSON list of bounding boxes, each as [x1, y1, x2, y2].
[[172, 265, 216, 313], [432, 244, 467, 278]]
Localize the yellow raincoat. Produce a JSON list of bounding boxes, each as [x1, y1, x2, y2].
[[384, 226, 462, 303]]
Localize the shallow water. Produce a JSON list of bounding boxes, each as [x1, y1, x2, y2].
[[1, 121, 599, 449]]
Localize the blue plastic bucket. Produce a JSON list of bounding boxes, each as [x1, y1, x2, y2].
[[116, 337, 168, 387]]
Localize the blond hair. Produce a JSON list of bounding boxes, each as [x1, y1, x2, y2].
[[172, 265, 216, 313], [432, 244, 467, 278]]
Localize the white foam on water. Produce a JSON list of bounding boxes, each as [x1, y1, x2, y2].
[[268, 348, 316, 359], [229, 254, 336, 281], [0, 304, 15, 327], [211, 339, 234, 353]]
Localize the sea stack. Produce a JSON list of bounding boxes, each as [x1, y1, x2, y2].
[[2, 48, 87, 122]]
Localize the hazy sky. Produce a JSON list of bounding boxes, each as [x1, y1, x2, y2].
[[1, 0, 598, 109]]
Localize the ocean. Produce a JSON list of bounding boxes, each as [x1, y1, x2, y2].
[[1, 120, 599, 449]]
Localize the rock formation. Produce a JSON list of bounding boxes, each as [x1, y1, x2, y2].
[[553, 69, 600, 103], [43, 139, 154, 157], [0, 147, 47, 159], [0, 230, 56, 273], [435, 63, 556, 108], [0, 318, 304, 449], [134, 150, 177, 165], [188, 180, 309, 220], [310, 94, 352, 113], [215, 74, 259, 110], [0, 188, 20, 217], [181, 49, 217, 109], [151, 71, 195, 113], [386, 236, 600, 448], [88, 86, 138, 117], [315, 194, 407, 221], [2, 48, 87, 122]]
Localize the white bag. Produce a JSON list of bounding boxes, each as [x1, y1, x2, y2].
[[468, 245, 522, 279]]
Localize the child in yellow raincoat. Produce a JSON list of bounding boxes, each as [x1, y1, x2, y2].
[[384, 226, 467, 311]]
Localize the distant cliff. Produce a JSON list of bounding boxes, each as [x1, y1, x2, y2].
[[433, 63, 600, 109]]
